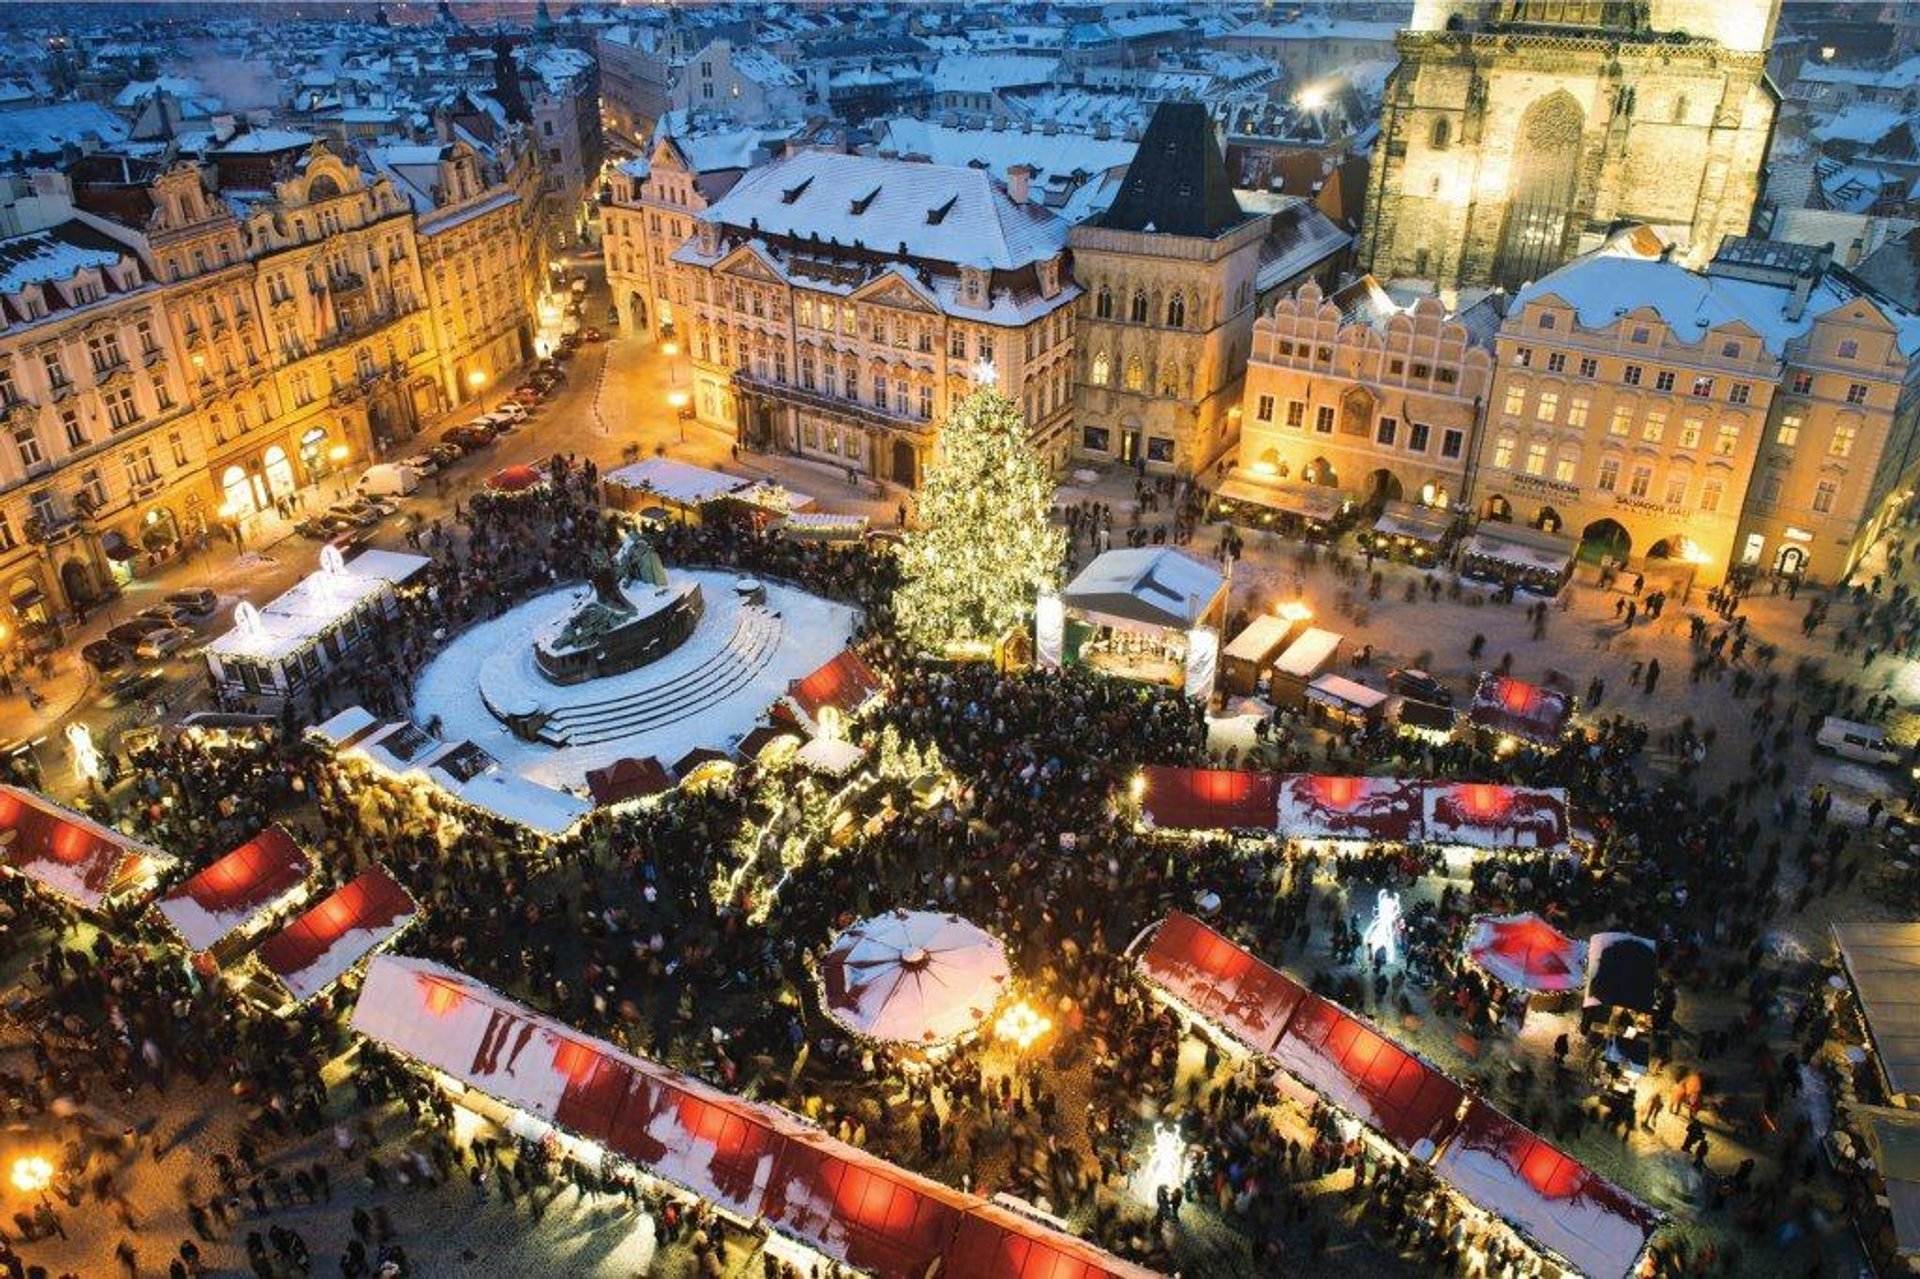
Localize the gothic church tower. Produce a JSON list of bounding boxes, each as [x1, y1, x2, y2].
[[1362, 1, 1780, 293]]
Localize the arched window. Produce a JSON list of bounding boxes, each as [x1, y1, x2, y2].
[[1429, 117, 1450, 151], [1091, 351, 1111, 386], [1158, 362, 1180, 396], [1129, 290, 1148, 323], [1095, 286, 1113, 319], [1124, 356, 1145, 391], [1166, 293, 1186, 328]]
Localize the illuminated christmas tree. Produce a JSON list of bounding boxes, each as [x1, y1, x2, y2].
[[895, 384, 1065, 656]]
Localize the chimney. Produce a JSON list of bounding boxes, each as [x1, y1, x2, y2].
[[1006, 163, 1033, 204], [1786, 268, 1816, 322]]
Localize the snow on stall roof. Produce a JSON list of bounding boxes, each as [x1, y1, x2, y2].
[[0, 785, 175, 910], [207, 549, 430, 664], [154, 824, 311, 952], [255, 867, 418, 1004], [350, 955, 1160, 1279], [697, 150, 1070, 272], [603, 456, 750, 505]]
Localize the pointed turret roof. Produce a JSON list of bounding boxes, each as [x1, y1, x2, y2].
[[1097, 99, 1247, 238]]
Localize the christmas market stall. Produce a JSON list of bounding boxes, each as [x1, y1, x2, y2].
[[349, 955, 1161, 1279], [1458, 523, 1575, 596], [0, 783, 174, 912], [1136, 913, 1660, 1278], [1057, 547, 1227, 692], [1304, 672, 1388, 729], [1209, 474, 1348, 537], [1467, 674, 1574, 748], [1362, 500, 1456, 567], [152, 824, 313, 959], [583, 756, 675, 808], [819, 910, 1011, 1051], [1466, 914, 1586, 994], [1432, 1101, 1660, 1279], [780, 648, 886, 740], [1275, 774, 1421, 845], [307, 707, 592, 839], [247, 866, 419, 1009], [1268, 627, 1345, 707], [204, 546, 430, 707], [1135, 765, 1280, 835], [1832, 922, 1920, 1107], [1423, 782, 1570, 853], [1220, 612, 1300, 696], [602, 457, 806, 526], [1832, 1104, 1920, 1273]]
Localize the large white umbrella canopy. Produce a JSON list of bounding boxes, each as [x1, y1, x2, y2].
[[821, 910, 1011, 1046]]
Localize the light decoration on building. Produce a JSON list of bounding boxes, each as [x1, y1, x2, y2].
[[894, 386, 1066, 656], [993, 999, 1052, 1052], [1143, 1123, 1187, 1193]]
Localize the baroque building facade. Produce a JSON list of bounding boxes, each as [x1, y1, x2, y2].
[[670, 150, 1077, 487], [1362, 0, 1781, 294]]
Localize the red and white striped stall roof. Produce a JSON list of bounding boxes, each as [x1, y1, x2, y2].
[[254, 867, 418, 1003], [154, 824, 311, 951], [351, 955, 1160, 1279]]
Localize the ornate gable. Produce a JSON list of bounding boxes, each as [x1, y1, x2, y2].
[[716, 244, 783, 283], [852, 270, 940, 314]]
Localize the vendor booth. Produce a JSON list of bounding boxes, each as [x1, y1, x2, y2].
[[1833, 922, 1920, 1105], [1468, 674, 1573, 747], [1837, 1105, 1920, 1273], [1269, 627, 1344, 706], [205, 547, 430, 707], [1210, 475, 1348, 536], [0, 784, 174, 911], [1305, 673, 1387, 728], [1362, 501, 1456, 566], [349, 955, 1159, 1279], [1057, 548, 1227, 693], [1220, 613, 1299, 696], [1136, 765, 1281, 833], [250, 866, 419, 1008], [602, 457, 807, 525], [153, 824, 313, 957], [1139, 910, 1308, 1055], [1458, 523, 1575, 596], [1466, 914, 1585, 993], [1274, 775, 1421, 844]]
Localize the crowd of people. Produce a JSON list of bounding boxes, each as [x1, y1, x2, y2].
[[0, 466, 1911, 1277]]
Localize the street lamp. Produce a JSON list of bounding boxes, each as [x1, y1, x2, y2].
[[466, 369, 487, 394], [11, 1156, 52, 1196]]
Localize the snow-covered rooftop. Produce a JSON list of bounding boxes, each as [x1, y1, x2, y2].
[[208, 549, 430, 665], [696, 150, 1069, 272]]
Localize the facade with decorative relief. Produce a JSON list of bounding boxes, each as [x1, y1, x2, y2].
[[669, 150, 1077, 487], [1362, 0, 1780, 295], [1071, 101, 1265, 479], [1233, 277, 1495, 515], [1472, 232, 1780, 583], [0, 217, 196, 636]]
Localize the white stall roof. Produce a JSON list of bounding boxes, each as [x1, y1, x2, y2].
[[1306, 673, 1386, 711], [604, 457, 750, 505], [1223, 613, 1294, 662], [1062, 547, 1225, 631], [1835, 922, 1920, 1099], [1462, 524, 1573, 575], [208, 549, 429, 664], [1273, 627, 1342, 678]]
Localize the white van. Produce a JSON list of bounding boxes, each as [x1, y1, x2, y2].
[[356, 462, 420, 498], [1816, 716, 1903, 767]]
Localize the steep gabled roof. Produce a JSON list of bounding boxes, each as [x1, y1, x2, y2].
[[1096, 99, 1246, 238]]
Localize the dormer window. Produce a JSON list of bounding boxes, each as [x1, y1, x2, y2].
[[962, 268, 985, 305]]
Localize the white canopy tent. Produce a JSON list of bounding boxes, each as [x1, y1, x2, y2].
[[819, 910, 1011, 1047], [1060, 547, 1227, 634]]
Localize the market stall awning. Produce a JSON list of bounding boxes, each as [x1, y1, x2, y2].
[[1834, 923, 1920, 1099], [1422, 782, 1570, 851], [1372, 500, 1454, 544], [350, 956, 1161, 1279], [1585, 933, 1658, 1016], [0, 784, 174, 910], [1461, 524, 1574, 576], [1212, 475, 1346, 523], [487, 464, 546, 493], [786, 648, 885, 732], [1137, 765, 1280, 833], [154, 824, 311, 952], [1306, 674, 1388, 715], [821, 911, 1010, 1046], [1275, 775, 1421, 843], [1467, 674, 1573, 746], [1466, 914, 1585, 993], [1062, 547, 1226, 632], [1434, 1101, 1658, 1279], [254, 867, 419, 1004], [1858, 1106, 1920, 1257], [1138, 911, 1307, 1055], [583, 756, 674, 807], [1269, 995, 1466, 1156]]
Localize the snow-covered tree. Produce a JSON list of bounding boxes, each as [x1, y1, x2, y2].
[[894, 385, 1065, 655]]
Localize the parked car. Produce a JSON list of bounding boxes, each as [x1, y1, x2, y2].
[[492, 401, 528, 423], [135, 603, 195, 628], [582, 327, 604, 343], [100, 667, 166, 707], [1816, 716, 1903, 767], [1387, 668, 1453, 707], [164, 589, 219, 617], [396, 453, 440, 478], [107, 619, 169, 648], [471, 412, 517, 435], [425, 442, 463, 468], [82, 639, 132, 673], [440, 424, 495, 452], [510, 387, 542, 406], [326, 499, 389, 528], [135, 626, 196, 660], [296, 514, 356, 539]]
